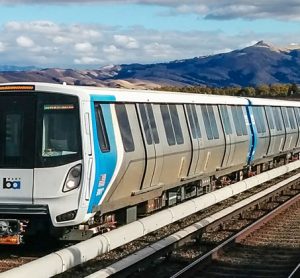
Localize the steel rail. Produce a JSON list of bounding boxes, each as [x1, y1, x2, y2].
[[85, 175, 300, 278], [170, 193, 300, 278]]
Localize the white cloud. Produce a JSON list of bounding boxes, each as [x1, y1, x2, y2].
[[74, 42, 97, 52], [53, 36, 72, 44], [16, 36, 34, 48], [103, 44, 121, 54], [114, 35, 139, 49], [0, 20, 299, 68], [144, 42, 174, 58], [7, 21, 60, 34], [74, 56, 103, 65], [0, 42, 5, 52], [1, 1, 300, 20]]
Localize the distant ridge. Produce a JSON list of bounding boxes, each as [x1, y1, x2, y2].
[[0, 41, 299, 89], [0, 65, 39, 72]]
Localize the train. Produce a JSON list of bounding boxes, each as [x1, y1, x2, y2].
[[0, 82, 299, 244]]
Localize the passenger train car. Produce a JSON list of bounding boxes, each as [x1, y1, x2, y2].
[[0, 83, 299, 243]]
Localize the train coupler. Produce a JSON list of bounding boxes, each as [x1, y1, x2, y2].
[[0, 219, 26, 245]]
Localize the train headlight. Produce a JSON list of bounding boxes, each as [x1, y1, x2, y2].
[[63, 164, 82, 192]]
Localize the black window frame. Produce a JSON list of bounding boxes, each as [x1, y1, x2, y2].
[[231, 106, 248, 136], [219, 105, 232, 135], [115, 103, 135, 152], [294, 107, 300, 126], [138, 103, 159, 145], [287, 107, 296, 130], [281, 107, 290, 129], [169, 104, 184, 144], [94, 103, 110, 153], [160, 104, 176, 146], [272, 106, 283, 131], [36, 93, 82, 168], [186, 104, 197, 139], [265, 106, 275, 130], [160, 104, 184, 146], [207, 105, 219, 139], [252, 106, 266, 134]]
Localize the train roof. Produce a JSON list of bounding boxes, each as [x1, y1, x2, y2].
[[1, 82, 299, 107], [247, 97, 300, 107]]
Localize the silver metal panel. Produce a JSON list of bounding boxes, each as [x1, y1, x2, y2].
[[0, 169, 33, 204], [107, 104, 145, 202], [281, 107, 298, 152], [155, 104, 192, 186], [193, 105, 225, 175]]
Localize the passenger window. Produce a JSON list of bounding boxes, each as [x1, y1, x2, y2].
[[146, 104, 159, 144], [231, 106, 247, 136], [237, 106, 248, 135], [253, 106, 266, 133], [219, 105, 232, 135], [186, 104, 197, 139], [252, 107, 262, 133], [294, 108, 300, 126], [95, 104, 110, 152], [208, 106, 219, 139], [231, 106, 242, 136], [115, 104, 135, 152], [281, 107, 290, 128], [169, 105, 184, 144], [201, 105, 213, 140], [287, 108, 296, 130], [265, 107, 275, 130], [139, 104, 160, 145], [191, 104, 201, 138], [160, 104, 176, 146], [139, 104, 152, 145], [272, 107, 283, 131]]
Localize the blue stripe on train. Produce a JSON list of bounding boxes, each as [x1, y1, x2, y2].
[[245, 100, 258, 164], [88, 95, 117, 213]]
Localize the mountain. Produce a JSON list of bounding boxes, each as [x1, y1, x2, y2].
[[0, 65, 39, 72], [0, 41, 300, 89]]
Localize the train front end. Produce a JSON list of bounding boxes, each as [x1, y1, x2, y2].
[[0, 84, 85, 244]]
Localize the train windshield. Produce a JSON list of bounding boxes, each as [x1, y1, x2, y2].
[[0, 95, 36, 168], [37, 94, 82, 167], [0, 92, 82, 168]]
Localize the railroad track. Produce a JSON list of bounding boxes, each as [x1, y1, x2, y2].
[[0, 238, 66, 273], [85, 176, 300, 278], [171, 193, 300, 278], [1, 166, 300, 277]]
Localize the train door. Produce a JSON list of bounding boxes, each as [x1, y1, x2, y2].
[[194, 104, 225, 174], [281, 107, 297, 151], [251, 106, 270, 161], [106, 103, 146, 202], [0, 95, 35, 204], [218, 105, 236, 168], [137, 103, 163, 189], [265, 106, 281, 156], [156, 104, 191, 186], [184, 104, 203, 176], [294, 107, 300, 149], [227, 105, 250, 165], [270, 106, 285, 153]]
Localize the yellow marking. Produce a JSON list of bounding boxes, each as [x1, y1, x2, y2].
[[0, 85, 35, 91], [204, 152, 211, 170]]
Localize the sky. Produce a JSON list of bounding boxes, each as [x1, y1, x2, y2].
[[0, 0, 299, 68]]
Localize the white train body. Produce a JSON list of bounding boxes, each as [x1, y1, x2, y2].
[[0, 82, 300, 242]]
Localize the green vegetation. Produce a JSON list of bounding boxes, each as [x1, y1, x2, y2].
[[159, 83, 299, 98]]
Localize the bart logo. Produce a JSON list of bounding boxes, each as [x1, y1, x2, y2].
[[3, 178, 21, 189]]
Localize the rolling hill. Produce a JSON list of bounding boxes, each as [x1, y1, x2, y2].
[[0, 41, 299, 89]]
